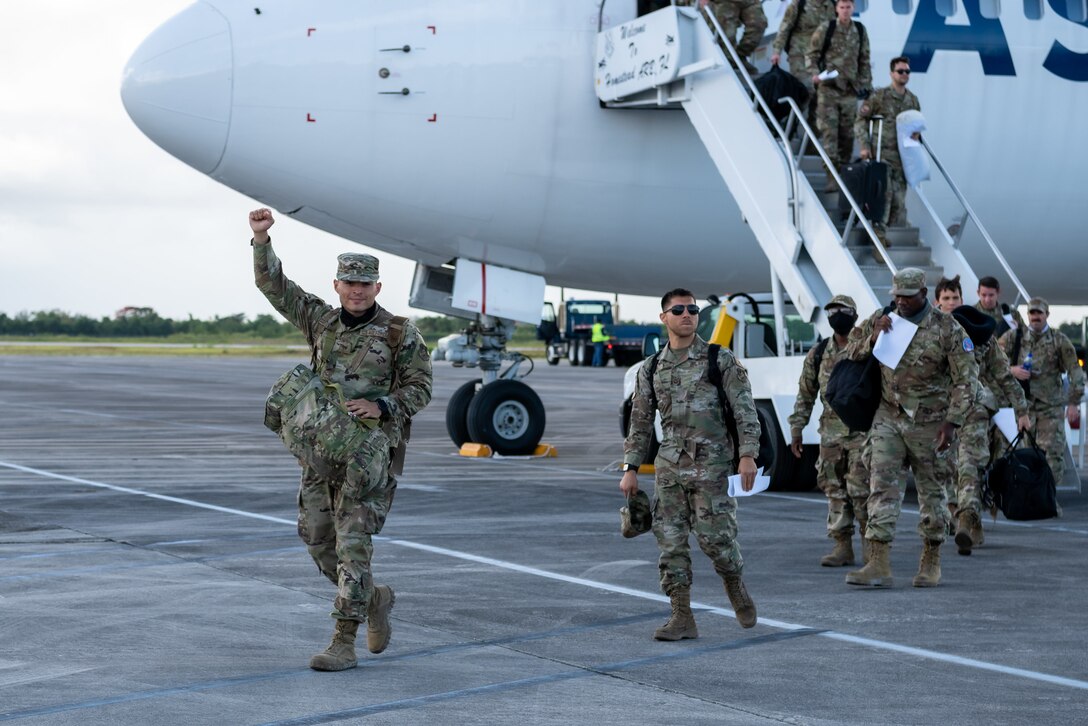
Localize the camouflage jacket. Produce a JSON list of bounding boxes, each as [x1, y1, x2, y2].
[[999, 325, 1087, 408], [805, 19, 871, 93], [854, 85, 920, 169], [773, 0, 835, 55], [975, 301, 1026, 337], [846, 304, 977, 426], [971, 339, 1028, 417], [788, 335, 859, 441], [624, 336, 761, 471], [254, 241, 432, 447]]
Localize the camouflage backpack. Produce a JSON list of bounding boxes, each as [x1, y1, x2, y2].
[[264, 311, 409, 467]]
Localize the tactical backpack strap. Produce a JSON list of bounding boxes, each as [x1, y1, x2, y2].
[[855, 21, 866, 67], [309, 308, 342, 375], [817, 18, 835, 71], [811, 337, 831, 392], [707, 344, 741, 470], [783, 0, 806, 54], [645, 347, 665, 414]]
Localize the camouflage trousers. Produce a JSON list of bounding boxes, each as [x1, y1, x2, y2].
[[882, 164, 908, 228], [652, 451, 743, 596], [815, 86, 857, 168], [712, 0, 768, 58], [296, 427, 395, 621], [866, 406, 950, 543], [1026, 404, 1069, 487], [816, 433, 870, 537], [950, 409, 991, 515], [784, 48, 817, 127]]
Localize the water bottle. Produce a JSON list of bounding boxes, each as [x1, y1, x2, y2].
[[1023, 352, 1033, 374], [1020, 352, 1033, 395]]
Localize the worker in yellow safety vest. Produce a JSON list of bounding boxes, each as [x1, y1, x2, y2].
[[591, 319, 611, 367]]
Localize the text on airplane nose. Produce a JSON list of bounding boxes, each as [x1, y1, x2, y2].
[[121, 3, 232, 174]]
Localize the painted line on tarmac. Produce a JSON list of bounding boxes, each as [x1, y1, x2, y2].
[[3, 459, 1087, 693], [0, 611, 699, 721], [260, 629, 825, 725]]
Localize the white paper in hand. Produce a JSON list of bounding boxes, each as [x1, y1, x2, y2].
[[992, 408, 1018, 444], [817, 69, 839, 81], [1003, 313, 1018, 330], [728, 467, 770, 497], [872, 312, 918, 370]]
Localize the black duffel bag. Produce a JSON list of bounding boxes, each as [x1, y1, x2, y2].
[[824, 305, 894, 433], [982, 430, 1058, 521], [825, 356, 882, 432]]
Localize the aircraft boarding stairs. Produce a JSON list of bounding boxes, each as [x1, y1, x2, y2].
[[594, 4, 1029, 329]]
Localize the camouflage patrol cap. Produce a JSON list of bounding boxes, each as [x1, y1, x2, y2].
[[890, 267, 926, 296], [824, 294, 857, 312], [620, 490, 652, 538], [336, 253, 380, 282], [1027, 297, 1049, 314]]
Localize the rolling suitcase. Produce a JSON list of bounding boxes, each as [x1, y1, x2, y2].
[[838, 118, 888, 223]]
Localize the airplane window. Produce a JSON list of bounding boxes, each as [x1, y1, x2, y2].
[[892, 0, 913, 13], [979, 0, 1000, 18], [935, 0, 958, 16], [1065, 0, 1088, 23], [1023, 0, 1044, 19], [853, 0, 868, 11]]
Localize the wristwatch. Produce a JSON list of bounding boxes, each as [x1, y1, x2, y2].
[[622, 463, 638, 472]]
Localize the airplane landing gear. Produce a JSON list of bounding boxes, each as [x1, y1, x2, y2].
[[435, 315, 545, 455]]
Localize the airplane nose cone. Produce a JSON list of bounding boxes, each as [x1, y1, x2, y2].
[[121, 3, 232, 173]]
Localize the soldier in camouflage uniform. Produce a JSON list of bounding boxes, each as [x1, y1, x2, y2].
[[806, 0, 872, 185], [844, 268, 977, 589], [855, 56, 921, 233], [771, 0, 835, 121], [1000, 297, 1086, 489], [679, 0, 768, 75], [976, 275, 1026, 340], [621, 288, 761, 640], [250, 208, 433, 671], [949, 303, 1029, 555], [788, 295, 870, 567]]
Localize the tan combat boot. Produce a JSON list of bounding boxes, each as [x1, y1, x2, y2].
[[858, 521, 870, 565], [954, 510, 983, 556], [912, 539, 942, 587], [845, 540, 893, 587], [820, 532, 855, 567], [366, 585, 396, 654], [723, 575, 757, 629], [310, 618, 359, 671], [653, 587, 698, 641]]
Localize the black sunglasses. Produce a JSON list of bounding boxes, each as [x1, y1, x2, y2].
[[894, 68, 911, 75], [666, 304, 700, 316]]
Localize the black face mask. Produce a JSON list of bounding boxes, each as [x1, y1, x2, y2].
[[828, 312, 856, 335]]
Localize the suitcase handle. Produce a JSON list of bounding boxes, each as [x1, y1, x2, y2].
[[869, 116, 884, 162]]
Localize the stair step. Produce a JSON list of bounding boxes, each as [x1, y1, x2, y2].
[[799, 155, 826, 173], [846, 226, 921, 247], [847, 245, 932, 267]]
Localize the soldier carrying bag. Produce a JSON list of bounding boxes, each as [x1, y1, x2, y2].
[[263, 313, 411, 471], [824, 304, 894, 432], [981, 429, 1058, 521]]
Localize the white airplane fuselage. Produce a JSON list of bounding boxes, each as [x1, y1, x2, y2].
[[122, 0, 1088, 306]]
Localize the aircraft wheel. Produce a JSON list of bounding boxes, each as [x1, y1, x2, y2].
[[445, 378, 480, 448], [466, 380, 546, 455]]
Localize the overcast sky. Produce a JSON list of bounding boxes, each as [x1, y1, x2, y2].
[[1, 2, 1084, 330]]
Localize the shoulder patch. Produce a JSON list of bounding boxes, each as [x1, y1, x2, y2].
[[962, 337, 974, 353]]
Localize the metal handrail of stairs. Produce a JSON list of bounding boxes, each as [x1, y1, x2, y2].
[[916, 137, 1031, 305], [693, 4, 801, 228], [779, 98, 896, 275]]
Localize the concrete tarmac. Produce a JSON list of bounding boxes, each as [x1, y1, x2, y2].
[[0, 356, 1086, 725]]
